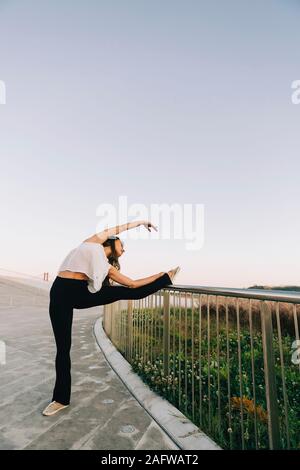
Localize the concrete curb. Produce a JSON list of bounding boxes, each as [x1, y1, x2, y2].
[[94, 315, 221, 451]]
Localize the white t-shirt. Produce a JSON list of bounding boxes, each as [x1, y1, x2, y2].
[[57, 242, 111, 293]]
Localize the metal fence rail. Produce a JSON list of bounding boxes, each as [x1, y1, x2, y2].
[[103, 284, 300, 450]]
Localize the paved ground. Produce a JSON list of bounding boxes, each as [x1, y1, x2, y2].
[[0, 277, 178, 450]]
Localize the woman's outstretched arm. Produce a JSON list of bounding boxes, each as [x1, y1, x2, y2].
[[83, 220, 157, 244], [108, 265, 164, 288]]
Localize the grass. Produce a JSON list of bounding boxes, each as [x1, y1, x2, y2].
[[116, 300, 300, 450]]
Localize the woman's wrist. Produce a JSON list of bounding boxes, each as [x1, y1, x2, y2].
[[129, 220, 144, 229]]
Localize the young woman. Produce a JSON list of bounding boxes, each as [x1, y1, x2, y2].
[[43, 220, 180, 416]]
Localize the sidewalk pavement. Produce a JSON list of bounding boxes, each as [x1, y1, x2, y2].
[[0, 277, 178, 450]]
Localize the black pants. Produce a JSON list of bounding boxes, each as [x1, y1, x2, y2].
[[49, 272, 172, 405]]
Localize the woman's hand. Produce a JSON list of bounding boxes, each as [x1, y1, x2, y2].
[[140, 221, 158, 232]]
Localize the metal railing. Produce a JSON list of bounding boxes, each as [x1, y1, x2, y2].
[[0, 268, 52, 282], [103, 284, 300, 450]]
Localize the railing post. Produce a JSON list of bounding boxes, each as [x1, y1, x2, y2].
[[163, 290, 170, 378], [105, 304, 113, 340], [260, 300, 281, 449], [127, 299, 133, 362], [111, 303, 116, 344], [102, 306, 106, 335], [103, 305, 109, 337]]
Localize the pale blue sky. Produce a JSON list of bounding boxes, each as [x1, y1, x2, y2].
[[0, 0, 299, 287]]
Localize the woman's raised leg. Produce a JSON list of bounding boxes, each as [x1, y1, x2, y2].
[[74, 272, 172, 309]]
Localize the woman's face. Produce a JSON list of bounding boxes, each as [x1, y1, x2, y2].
[[115, 239, 125, 257]]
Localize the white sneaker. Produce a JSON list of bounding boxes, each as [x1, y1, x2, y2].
[[169, 266, 181, 284], [42, 401, 69, 416]]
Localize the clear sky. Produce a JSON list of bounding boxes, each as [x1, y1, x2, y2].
[[0, 0, 299, 288]]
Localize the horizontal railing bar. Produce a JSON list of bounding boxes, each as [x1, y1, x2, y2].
[[162, 284, 300, 303]]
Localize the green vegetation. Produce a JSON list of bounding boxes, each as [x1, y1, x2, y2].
[[248, 285, 300, 292], [119, 303, 300, 450]]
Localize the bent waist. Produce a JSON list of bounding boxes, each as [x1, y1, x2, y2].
[[57, 271, 89, 280]]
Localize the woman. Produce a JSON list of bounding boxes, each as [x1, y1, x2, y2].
[[43, 219, 180, 416]]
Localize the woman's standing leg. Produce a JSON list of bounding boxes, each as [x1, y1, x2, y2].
[[49, 290, 74, 405], [74, 272, 172, 309]]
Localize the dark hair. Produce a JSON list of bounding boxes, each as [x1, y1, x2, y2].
[[102, 236, 123, 286]]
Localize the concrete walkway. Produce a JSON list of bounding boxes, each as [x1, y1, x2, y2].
[[0, 277, 178, 450]]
